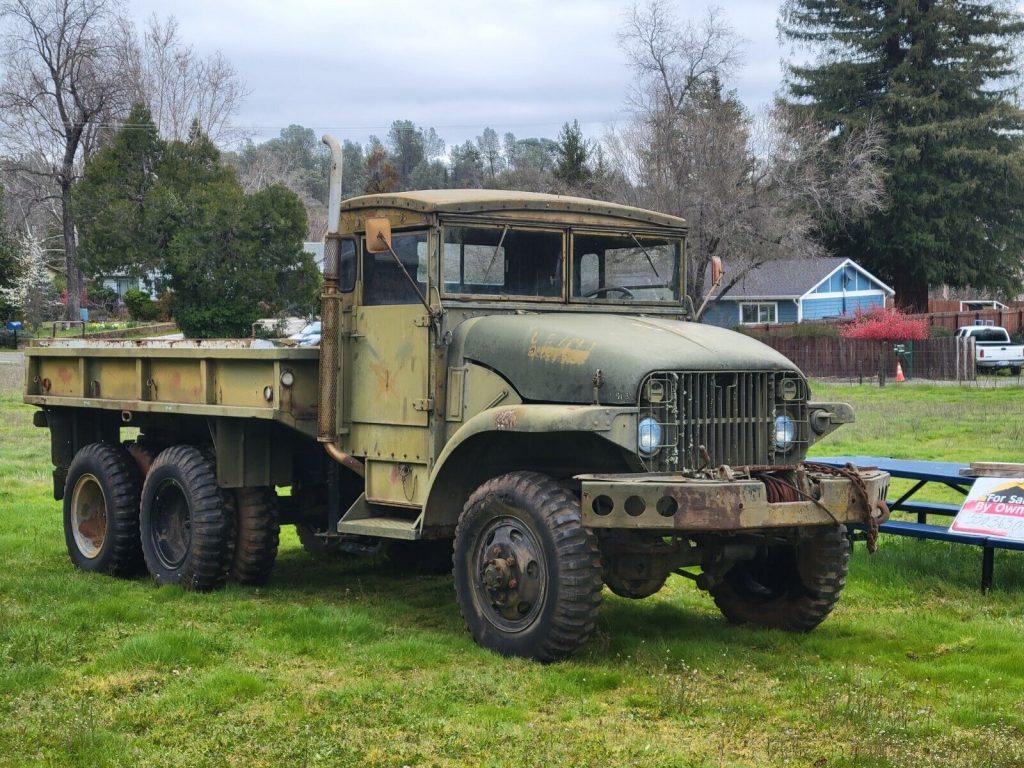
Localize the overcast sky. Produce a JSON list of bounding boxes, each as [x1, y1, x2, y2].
[[129, 0, 785, 148]]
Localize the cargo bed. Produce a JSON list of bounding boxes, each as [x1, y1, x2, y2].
[[23, 339, 320, 437]]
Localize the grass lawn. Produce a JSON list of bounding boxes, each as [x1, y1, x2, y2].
[[2, 381, 1024, 767]]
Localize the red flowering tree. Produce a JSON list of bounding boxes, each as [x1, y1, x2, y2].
[[839, 308, 929, 341]]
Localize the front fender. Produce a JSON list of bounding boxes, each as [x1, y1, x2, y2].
[[422, 404, 639, 528]]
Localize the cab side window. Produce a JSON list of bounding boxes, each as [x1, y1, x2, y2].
[[362, 232, 429, 305]]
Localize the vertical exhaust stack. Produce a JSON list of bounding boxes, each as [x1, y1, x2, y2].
[[323, 135, 343, 235], [317, 135, 363, 477]]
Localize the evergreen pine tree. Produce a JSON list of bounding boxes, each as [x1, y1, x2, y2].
[[781, 0, 1024, 309], [73, 103, 164, 283], [554, 120, 592, 189]]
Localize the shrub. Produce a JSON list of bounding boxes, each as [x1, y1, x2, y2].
[[87, 285, 119, 316], [123, 288, 158, 321], [839, 308, 929, 341], [154, 290, 174, 322]]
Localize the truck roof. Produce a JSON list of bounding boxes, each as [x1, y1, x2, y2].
[[339, 190, 688, 230]]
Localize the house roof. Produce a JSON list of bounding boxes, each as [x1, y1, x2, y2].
[[710, 257, 893, 300]]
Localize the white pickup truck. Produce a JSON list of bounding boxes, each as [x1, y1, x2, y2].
[[956, 325, 1024, 375]]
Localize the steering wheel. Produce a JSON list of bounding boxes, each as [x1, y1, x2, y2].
[[582, 285, 635, 299]]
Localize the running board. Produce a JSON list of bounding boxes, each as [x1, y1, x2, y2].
[[337, 494, 421, 540]]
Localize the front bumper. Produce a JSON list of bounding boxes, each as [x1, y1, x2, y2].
[[578, 467, 890, 532]]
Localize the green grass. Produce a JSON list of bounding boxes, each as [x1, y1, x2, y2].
[[2, 381, 1024, 766]]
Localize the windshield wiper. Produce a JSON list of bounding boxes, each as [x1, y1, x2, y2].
[[481, 225, 510, 283], [630, 233, 661, 281]]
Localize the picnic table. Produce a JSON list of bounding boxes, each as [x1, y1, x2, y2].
[[813, 455, 1024, 591]]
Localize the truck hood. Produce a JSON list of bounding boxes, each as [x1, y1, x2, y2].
[[451, 313, 799, 404]]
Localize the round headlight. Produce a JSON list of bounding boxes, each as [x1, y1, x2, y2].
[[638, 417, 662, 456], [774, 414, 796, 453]]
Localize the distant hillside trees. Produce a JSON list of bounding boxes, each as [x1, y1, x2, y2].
[[230, 117, 613, 224], [74, 105, 318, 338]]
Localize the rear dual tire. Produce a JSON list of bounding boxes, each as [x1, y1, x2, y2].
[[63, 442, 146, 577], [231, 487, 280, 586], [140, 445, 235, 591]]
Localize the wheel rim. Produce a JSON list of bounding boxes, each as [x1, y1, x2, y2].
[[470, 513, 547, 633], [150, 478, 191, 569], [70, 473, 107, 559]]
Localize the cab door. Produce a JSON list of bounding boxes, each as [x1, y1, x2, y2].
[[347, 231, 433, 507]]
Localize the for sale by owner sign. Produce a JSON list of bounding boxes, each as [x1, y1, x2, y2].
[[950, 477, 1024, 543]]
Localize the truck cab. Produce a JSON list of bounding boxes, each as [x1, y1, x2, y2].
[[313, 183, 888, 658]]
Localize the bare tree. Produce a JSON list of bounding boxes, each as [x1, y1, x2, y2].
[[0, 0, 132, 319], [609, 1, 885, 304], [128, 15, 246, 144], [476, 127, 504, 179]]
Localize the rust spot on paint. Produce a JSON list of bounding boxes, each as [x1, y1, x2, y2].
[[495, 409, 518, 430], [370, 362, 393, 396]]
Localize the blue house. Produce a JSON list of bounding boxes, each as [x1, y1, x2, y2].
[[701, 256, 894, 328]]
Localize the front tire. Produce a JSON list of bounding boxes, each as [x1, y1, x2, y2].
[[453, 472, 602, 661], [63, 442, 145, 577], [709, 525, 849, 632], [140, 445, 235, 591]]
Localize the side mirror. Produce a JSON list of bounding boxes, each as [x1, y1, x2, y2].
[[694, 256, 725, 322], [365, 217, 392, 254], [710, 256, 723, 287]]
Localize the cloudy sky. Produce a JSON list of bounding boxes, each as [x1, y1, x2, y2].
[[129, 0, 784, 148]]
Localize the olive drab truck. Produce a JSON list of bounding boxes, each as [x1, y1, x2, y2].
[[23, 135, 889, 661]]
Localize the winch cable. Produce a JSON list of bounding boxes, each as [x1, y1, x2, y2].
[[753, 465, 888, 554]]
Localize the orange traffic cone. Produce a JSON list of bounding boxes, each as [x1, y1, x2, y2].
[[895, 361, 906, 382]]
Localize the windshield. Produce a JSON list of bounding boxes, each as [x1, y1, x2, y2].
[[572, 233, 682, 303], [972, 329, 1010, 342], [442, 226, 562, 299]]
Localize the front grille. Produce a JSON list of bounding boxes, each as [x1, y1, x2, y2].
[[638, 371, 808, 472]]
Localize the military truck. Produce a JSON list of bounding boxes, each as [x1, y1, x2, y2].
[[24, 136, 889, 661]]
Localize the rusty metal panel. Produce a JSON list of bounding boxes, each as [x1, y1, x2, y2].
[[365, 460, 428, 507], [579, 469, 890, 531], [34, 357, 83, 397], [348, 424, 433, 464], [23, 343, 320, 438], [83, 358, 136, 400], [349, 304, 430, 429], [214, 361, 275, 408], [148, 359, 205, 404]]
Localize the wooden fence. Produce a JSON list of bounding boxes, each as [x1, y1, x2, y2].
[[760, 336, 976, 382], [912, 308, 1024, 337]]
